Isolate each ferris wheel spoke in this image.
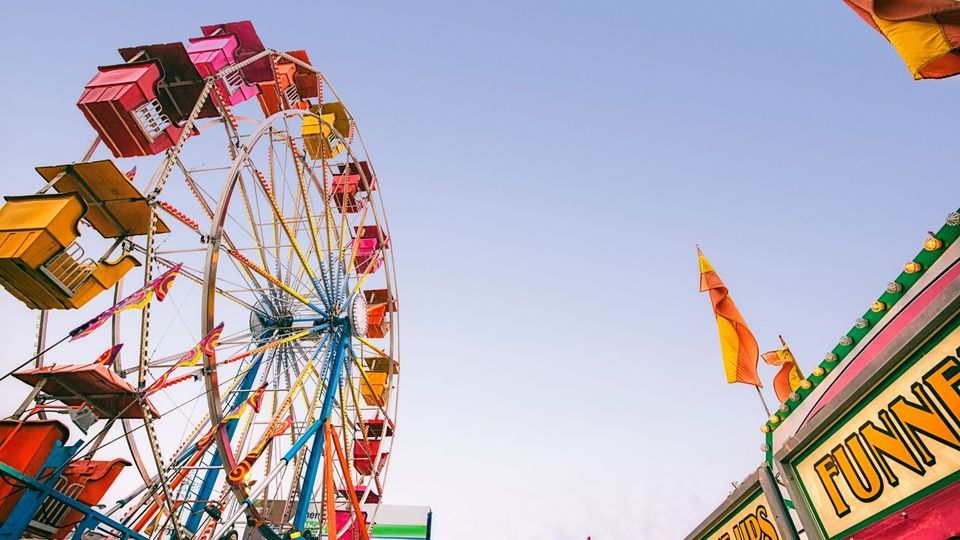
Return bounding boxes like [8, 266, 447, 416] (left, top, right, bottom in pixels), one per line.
[218, 238, 280, 315]
[299, 156, 343, 295]
[268, 149, 301, 271]
[224, 174, 325, 304]
[234, 168, 276, 278]
[125, 243, 271, 318]
[356, 335, 391, 359]
[280, 175, 333, 311]
[231, 236, 320, 300]
[272, 139, 338, 315]
[215, 169, 323, 314]
[227, 248, 325, 316]
[285, 136, 334, 298]
[242, 157, 326, 303]
[291, 339, 331, 392]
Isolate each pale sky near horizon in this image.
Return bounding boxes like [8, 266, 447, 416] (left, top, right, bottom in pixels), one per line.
[0, 2, 958, 538]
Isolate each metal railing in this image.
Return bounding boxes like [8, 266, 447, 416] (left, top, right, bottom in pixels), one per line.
[224, 70, 245, 95]
[133, 99, 172, 140]
[284, 84, 301, 107]
[41, 244, 94, 295]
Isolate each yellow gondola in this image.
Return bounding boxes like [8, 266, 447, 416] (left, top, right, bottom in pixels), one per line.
[302, 101, 350, 160]
[359, 356, 397, 407]
[0, 160, 168, 310]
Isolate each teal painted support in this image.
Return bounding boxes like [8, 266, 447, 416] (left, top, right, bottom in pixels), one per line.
[71, 514, 103, 540]
[0, 440, 79, 539]
[185, 334, 273, 534]
[292, 331, 349, 531]
[0, 457, 147, 540]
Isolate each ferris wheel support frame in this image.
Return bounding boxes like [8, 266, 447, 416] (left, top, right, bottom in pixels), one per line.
[1, 40, 397, 540]
[292, 328, 350, 531]
[183, 329, 275, 534]
[200, 106, 357, 535]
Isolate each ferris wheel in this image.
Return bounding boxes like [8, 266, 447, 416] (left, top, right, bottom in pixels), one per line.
[0, 20, 398, 540]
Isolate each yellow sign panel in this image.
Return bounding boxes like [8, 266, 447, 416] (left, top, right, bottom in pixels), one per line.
[699, 489, 783, 540]
[793, 323, 960, 538]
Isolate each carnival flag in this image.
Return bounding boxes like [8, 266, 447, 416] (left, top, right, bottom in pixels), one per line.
[221, 383, 268, 423]
[93, 344, 123, 366]
[843, 0, 960, 79]
[144, 322, 224, 396]
[173, 323, 225, 369]
[124, 166, 137, 181]
[194, 426, 218, 452]
[762, 336, 804, 404]
[196, 383, 268, 450]
[228, 414, 293, 485]
[698, 247, 761, 386]
[69, 263, 183, 341]
[266, 414, 293, 439]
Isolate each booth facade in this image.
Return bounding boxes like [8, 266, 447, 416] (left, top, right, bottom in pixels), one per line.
[687, 210, 960, 539]
[770, 211, 960, 539]
[685, 464, 798, 540]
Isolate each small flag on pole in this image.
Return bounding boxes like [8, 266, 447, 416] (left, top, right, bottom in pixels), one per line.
[222, 383, 268, 422]
[124, 166, 137, 181]
[266, 414, 293, 439]
[69, 263, 183, 341]
[93, 344, 123, 366]
[144, 322, 224, 396]
[196, 383, 269, 449]
[173, 323, 225, 369]
[228, 414, 294, 485]
[762, 336, 804, 404]
[698, 247, 761, 386]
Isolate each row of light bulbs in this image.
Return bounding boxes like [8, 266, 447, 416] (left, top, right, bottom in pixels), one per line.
[760, 212, 960, 435]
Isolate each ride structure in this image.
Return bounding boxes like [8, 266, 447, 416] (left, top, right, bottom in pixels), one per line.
[0, 20, 402, 540]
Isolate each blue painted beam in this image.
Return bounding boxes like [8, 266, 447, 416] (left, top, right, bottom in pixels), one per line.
[184, 331, 273, 534]
[0, 458, 148, 540]
[292, 330, 350, 531]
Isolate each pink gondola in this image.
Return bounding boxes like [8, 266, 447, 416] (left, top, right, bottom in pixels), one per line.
[77, 63, 185, 158]
[199, 20, 273, 83]
[333, 161, 377, 214]
[352, 225, 389, 274]
[187, 34, 259, 106]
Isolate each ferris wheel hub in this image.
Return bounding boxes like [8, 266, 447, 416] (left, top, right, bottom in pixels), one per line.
[348, 293, 368, 338]
[250, 299, 298, 332]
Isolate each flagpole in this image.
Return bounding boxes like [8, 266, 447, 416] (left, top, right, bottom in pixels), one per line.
[756, 335, 785, 418]
[0, 334, 70, 383]
[755, 385, 772, 417]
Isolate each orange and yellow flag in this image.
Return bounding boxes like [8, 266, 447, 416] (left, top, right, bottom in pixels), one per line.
[762, 337, 804, 404]
[844, 0, 960, 79]
[698, 247, 761, 386]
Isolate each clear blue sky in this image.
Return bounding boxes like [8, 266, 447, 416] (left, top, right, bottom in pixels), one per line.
[0, 1, 957, 538]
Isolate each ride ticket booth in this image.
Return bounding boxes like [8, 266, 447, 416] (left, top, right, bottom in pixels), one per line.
[685, 464, 797, 540]
[769, 210, 960, 539]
